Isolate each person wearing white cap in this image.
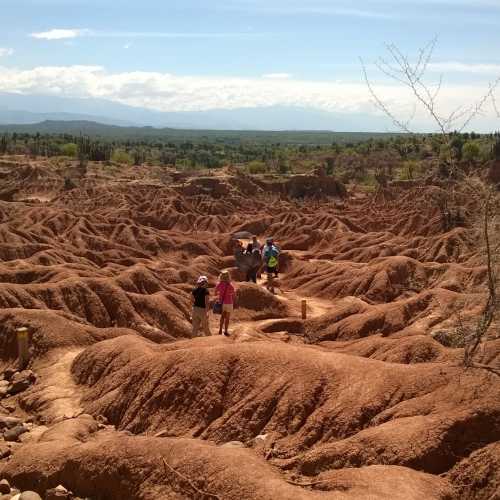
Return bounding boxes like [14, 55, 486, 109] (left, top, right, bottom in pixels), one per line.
[191, 275, 211, 336]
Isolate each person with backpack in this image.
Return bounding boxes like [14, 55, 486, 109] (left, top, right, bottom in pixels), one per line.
[214, 271, 236, 336]
[271, 238, 281, 277]
[191, 275, 211, 337]
[262, 237, 280, 277]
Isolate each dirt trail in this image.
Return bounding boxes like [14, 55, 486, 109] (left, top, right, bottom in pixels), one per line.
[208, 269, 331, 339]
[22, 349, 83, 422]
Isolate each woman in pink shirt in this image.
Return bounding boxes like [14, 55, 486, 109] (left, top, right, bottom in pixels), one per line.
[215, 270, 236, 336]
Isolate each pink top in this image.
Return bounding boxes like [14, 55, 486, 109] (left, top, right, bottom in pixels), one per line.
[215, 282, 236, 305]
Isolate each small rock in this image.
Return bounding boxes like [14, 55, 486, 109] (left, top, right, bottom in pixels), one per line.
[19, 492, 43, 500]
[154, 429, 170, 438]
[0, 443, 12, 459]
[7, 381, 30, 396]
[220, 440, 245, 448]
[0, 416, 22, 430]
[96, 415, 108, 425]
[1, 403, 16, 414]
[12, 371, 35, 384]
[0, 479, 10, 494]
[3, 369, 17, 382]
[45, 485, 70, 500]
[3, 424, 28, 442]
[8, 371, 35, 396]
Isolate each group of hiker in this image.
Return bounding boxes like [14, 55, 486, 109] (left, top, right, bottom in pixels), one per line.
[191, 236, 280, 337]
[235, 236, 280, 283]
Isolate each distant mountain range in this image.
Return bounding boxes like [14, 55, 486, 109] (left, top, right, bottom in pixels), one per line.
[0, 92, 394, 132]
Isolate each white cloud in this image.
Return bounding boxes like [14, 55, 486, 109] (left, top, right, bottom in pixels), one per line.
[428, 62, 500, 75]
[30, 29, 92, 40]
[262, 73, 292, 79]
[30, 29, 264, 40]
[0, 64, 498, 131]
[0, 48, 14, 57]
[123, 43, 133, 50]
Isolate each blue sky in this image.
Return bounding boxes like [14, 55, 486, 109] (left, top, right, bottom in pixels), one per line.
[0, 0, 500, 130]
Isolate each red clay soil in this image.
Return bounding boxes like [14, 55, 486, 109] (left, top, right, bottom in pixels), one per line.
[0, 158, 498, 500]
[1, 415, 454, 500]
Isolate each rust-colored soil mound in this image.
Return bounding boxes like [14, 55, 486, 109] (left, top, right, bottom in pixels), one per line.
[69, 335, 499, 476]
[0, 158, 498, 499]
[1, 415, 454, 500]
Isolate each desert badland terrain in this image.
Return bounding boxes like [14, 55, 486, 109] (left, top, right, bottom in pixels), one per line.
[0, 156, 499, 500]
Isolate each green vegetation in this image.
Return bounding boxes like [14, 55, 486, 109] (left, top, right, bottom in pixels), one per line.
[0, 122, 498, 185]
[59, 143, 78, 157]
[0, 120, 399, 145]
[247, 160, 267, 174]
[111, 149, 133, 165]
[462, 141, 481, 164]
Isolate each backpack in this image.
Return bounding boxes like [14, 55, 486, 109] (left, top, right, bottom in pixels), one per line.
[265, 244, 279, 267]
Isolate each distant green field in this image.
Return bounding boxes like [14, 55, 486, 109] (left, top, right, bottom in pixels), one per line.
[0, 120, 400, 145]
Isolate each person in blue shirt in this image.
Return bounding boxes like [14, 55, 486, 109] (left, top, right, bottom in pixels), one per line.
[262, 237, 280, 277]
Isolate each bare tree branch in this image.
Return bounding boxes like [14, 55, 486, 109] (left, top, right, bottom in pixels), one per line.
[361, 39, 500, 135]
[491, 91, 500, 118]
[360, 57, 415, 133]
[459, 76, 500, 132]
[162, 457, 221, 499]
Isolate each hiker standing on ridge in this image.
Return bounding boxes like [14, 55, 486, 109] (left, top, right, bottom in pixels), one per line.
[191, 276, 211, 337]
[215, 271, 236, 337]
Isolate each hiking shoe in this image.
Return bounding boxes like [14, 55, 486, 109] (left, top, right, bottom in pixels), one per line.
[223, 331, 230, 337]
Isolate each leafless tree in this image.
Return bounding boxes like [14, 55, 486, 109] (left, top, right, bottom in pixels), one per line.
[460, 180, 500, 374]
[362, 41, 500, 372]
[361, 37, 500, 138]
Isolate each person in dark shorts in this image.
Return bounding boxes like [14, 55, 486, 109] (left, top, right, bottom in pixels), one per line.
[262, 237, 280, 276]
[191, 275, 211, 336]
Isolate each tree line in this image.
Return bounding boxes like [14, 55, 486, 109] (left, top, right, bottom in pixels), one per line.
[0, 130, 499, 180]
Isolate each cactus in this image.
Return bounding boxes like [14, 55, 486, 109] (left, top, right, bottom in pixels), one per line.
[0, 134, 9, 155]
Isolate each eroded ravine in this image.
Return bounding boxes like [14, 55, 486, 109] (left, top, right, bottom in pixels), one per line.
[0, 160, 498, 500]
